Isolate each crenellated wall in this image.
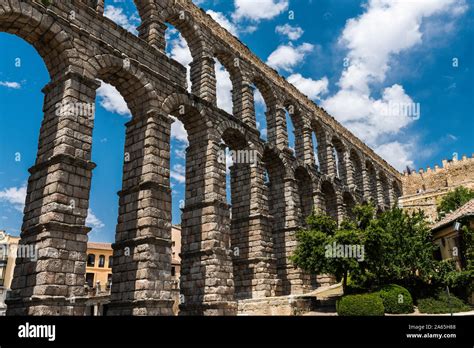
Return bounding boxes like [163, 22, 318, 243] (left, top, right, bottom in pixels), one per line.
[399, 154, 474, 222]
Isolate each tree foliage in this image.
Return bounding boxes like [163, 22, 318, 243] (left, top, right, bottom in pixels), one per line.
[363, 207, 436, 287]
[290, 211, 363, 292]
[437, 186, 474, 219]
[291, 204, 440, 293]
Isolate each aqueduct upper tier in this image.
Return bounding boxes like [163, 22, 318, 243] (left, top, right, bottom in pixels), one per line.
[1, 0, 402, 315]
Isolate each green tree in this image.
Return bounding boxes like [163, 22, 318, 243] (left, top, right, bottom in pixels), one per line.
[439, 225, 474, 300]
[290, 213, 338, 279]
[364, 208, 436, 287]
[437, 186, 474, 219]
[291, 210, 364, 293]
[292, 204, 441, 294]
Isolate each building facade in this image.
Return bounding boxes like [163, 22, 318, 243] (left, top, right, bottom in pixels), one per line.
[0, 232, 20, 315]
[399, 154, 474, 223]
[84, 226, 182, 315]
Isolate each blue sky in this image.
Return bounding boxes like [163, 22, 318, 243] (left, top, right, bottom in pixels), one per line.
[0, 0, 473, 242]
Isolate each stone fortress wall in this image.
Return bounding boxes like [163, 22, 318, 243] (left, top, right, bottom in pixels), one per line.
[399, 154, 474, 223]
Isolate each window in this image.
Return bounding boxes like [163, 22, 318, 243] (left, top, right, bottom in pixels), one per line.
[0, 265, 6, 287]
[433, 245, 442, 261]
[108, 256, 113, 268]
[98, 255, 105, 268]
[171, 267, 176, 277]
[107, 274, 112, 289]
[87, 254, 95, 267]
[86, 273, 95, 287]
[0, 244, 7, 261]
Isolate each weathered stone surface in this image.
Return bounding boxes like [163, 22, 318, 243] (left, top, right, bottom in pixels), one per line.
[3, 0, 401, 316]
[400, 154, 474, 223]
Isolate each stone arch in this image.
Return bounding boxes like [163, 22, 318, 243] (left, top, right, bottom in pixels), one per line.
[161, 6, 207, 61]
[342, 191, 356, 221]
[161, 6, 213, 100]
[250, 74, 280, 143]
[283, 99, 305, 156]
[331, 136, 347, 183]
[214, 49, 244, 115]
[392, 180, 402, 206]
[310, 118, 328, 173]
[252, 74, 278, 110]
[90, 54, 159, 117]
[262, 146, 287, 226]
[132, 0, 159, 23]
[349, 149, 364, 195]
[162, 93, 236, 314]
[162, 93, 209, 138]
[320, 180, 338, 222]
[365, 160, 378, 205]
[295, 166, 314, 225]
[220, 125, 278, 300]
[220, 126, 250, 151]
[378, 171, 391, 208]
[0, 2, 79, 78]
[2, 4, 95, 314]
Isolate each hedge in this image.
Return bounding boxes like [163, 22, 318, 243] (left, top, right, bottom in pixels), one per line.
[418, 291, 471, 314]
[379, 284, 414, 314]
[337, 293, 384, 316]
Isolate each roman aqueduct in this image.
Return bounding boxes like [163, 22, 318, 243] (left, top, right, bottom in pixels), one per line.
[1, 0, 402, 315]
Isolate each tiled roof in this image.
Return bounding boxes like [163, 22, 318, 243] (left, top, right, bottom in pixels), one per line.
[431, 199, 474, 231]
[87, 242, 112, 250]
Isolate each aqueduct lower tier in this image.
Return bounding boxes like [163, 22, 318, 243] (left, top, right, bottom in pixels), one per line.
[2, 0, 402, 315]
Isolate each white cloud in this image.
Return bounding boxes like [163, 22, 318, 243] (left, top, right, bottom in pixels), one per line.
[104, 5, 138, 35]
[171, 164, 186, 183]
[170, 117, 189, 145]
[215, 61, 233, 114]
[168, 34, 193, 92]
[323, 84, 416, 144]
[374, 142, 415, 172]
[0, 185, 27, 212]
[0, 81, 21, 89]
[207, 10, 238, 36]
[254, 89, 265, 106]
[97, 82, 131, 116]
[175, 146, 187, 159]
[321, 0, 467, 170]
[287, 74, 328, 101]
[275, 24, 304, 40]
[86, 209, 105, 230]
[233, 0, 289, 21]
[168, 34, 193, 67]
[335, 0, 466, 94]
[266, 43, 314, 72]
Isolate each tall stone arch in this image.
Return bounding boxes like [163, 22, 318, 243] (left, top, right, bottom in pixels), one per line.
[349, 149, 364, 199]
[310, 118, 330, 175]
[2, 2, 99, 316]
[162, 94, 237, 315]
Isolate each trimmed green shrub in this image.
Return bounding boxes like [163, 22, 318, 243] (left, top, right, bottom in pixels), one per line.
[379, 284, 414, 314]
[337, 293, 384, 316]
[345, 272, 378, 295]
[418, 291, 471, 314]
